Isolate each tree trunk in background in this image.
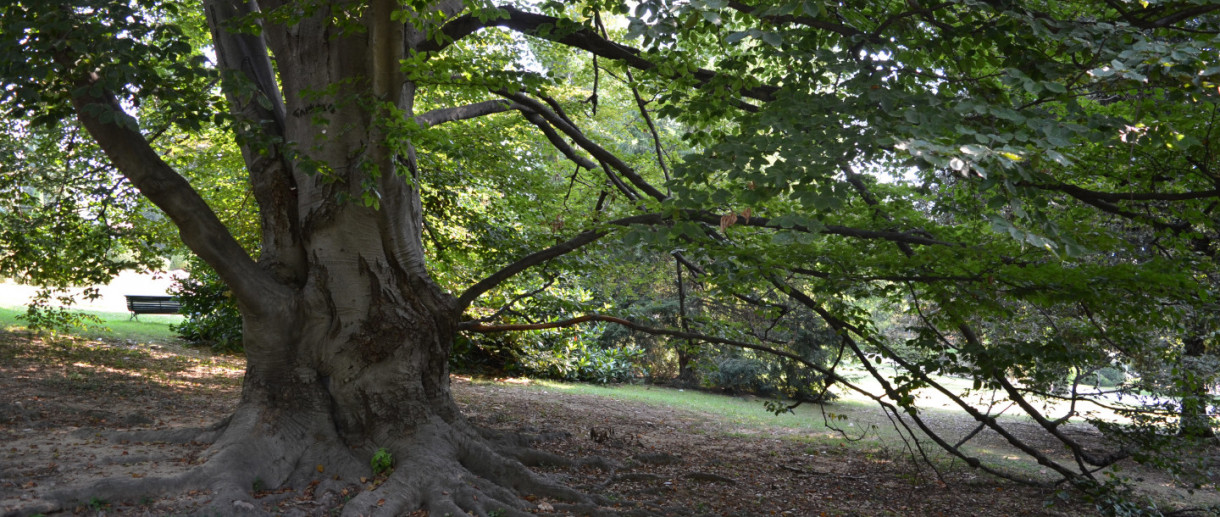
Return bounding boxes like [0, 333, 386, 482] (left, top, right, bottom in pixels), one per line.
[674, 258, 699, 386]
[1180, 334, 1216, 439]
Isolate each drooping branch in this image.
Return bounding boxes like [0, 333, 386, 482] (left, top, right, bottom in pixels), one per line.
[957, 324, 1131, 469]
[771, 278, 1077, 485]
[804, 166, 1131, 473]
[786, 272, 1122, 485]
[771, 168, 1120, 480]
[498, 91, 670, 201]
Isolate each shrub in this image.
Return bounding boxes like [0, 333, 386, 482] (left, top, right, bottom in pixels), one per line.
[450, 333, 520, 373]
[515, 332, 644, 384]
[169, 262, 242, 353]
[451, 322, 644, 383]
[709, 357, 775, 396]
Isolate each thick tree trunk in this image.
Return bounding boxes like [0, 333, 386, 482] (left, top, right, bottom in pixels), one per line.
[244, 0, 459, 444]
[166, 2, 589, 515]
[53, 2, 597, 514]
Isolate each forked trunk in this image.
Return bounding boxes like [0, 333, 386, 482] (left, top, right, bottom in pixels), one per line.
[178, 2, 586, 514]
[56, 1, 595, 513]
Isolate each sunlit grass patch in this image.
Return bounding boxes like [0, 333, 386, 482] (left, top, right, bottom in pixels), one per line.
[519, 379, 879, 432]
[0, 305, 183, 343]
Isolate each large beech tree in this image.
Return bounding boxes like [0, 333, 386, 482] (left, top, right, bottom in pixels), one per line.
[3, 0, 1219, 515]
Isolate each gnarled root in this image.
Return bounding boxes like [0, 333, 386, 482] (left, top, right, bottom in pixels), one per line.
[342, 418, 607, 516]
[7, 406, 633, 517]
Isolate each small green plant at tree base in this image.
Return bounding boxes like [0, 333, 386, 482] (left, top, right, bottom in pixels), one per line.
[252, 477, 266, 492]
[87, 497, 108, 511]
[371, 447, 393, 475]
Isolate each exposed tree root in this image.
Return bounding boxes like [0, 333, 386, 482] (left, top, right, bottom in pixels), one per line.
[341, 417, 611, 516]
[9, 405, 649, 517]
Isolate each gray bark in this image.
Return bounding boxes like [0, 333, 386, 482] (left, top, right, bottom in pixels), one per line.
[60, 2, 587, 514]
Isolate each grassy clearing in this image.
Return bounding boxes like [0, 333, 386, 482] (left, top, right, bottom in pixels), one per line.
[0, 305, 182, 343]
[525, 379, 874, 433]
[496, 377, 1077, 482]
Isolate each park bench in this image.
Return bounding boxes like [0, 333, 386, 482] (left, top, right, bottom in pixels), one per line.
[124, 295, 181, 320]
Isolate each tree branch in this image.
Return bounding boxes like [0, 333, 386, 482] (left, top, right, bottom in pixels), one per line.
[205, 0, 306, 285]
[456, 213, 664, 310]
[1029, 182, 1220, 202]
[518, 111, 599, 171]
[414, 99, 517, 128]
[712, 212, 956, 247]
[469, 277, 557, 323]
[724, 1, 867, 39]
[66, 74, 282, 310]
[425, 6, 778, 103]
[498, 91, 670, 201]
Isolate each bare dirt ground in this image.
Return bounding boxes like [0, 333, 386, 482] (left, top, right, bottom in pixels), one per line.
[0, 331, 1122, 517]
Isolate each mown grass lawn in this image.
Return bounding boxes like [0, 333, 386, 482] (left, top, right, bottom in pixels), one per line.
[0, 305, 182, 343]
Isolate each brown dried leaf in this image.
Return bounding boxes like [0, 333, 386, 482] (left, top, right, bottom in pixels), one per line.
[720, 212, 738, 231]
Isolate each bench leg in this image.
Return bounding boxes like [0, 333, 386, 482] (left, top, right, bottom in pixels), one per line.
[129, 313, 138, 321]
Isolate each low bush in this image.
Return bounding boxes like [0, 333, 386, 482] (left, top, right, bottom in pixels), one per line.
[169, 263, 242, 354]
[516, 334, 644, 384]
[453, 325, 644, 384]
[709, 357, 775, 396]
